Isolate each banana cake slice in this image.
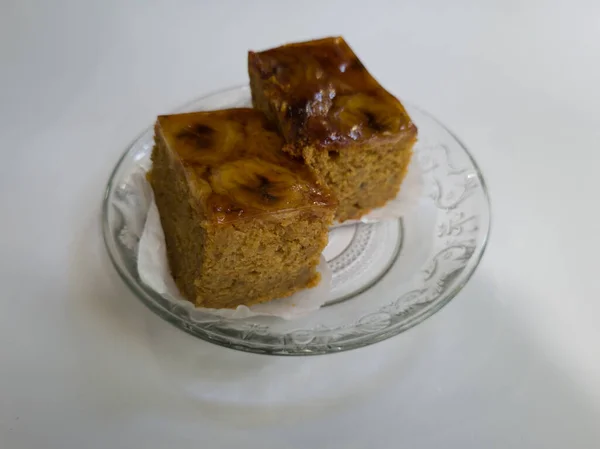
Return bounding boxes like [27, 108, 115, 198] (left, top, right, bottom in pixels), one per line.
[248, 36, 417, 222]
[149, 108, 336, 309]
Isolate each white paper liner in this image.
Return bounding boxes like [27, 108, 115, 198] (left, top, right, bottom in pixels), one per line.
[124, 155, 422, 321]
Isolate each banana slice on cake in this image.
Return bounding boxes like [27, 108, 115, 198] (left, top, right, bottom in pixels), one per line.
[334, 93, 402, 138]
[171, 119, 244, 165]
[209, 159, 308, 211]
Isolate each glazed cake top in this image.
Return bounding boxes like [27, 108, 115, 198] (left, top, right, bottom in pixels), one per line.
[156, 108, 335, 224]
[248, 36, 417, 149]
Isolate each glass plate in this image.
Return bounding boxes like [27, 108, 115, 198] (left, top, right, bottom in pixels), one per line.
[102, 86, 491, 355]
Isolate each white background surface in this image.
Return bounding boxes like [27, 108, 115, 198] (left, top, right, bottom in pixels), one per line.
[1, 0, 600, 448]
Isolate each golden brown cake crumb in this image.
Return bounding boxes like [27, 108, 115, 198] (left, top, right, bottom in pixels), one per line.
[248, 36, 417, 221]
[149, 108, 335, 308]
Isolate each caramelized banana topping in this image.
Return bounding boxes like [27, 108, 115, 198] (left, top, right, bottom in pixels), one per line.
[249, 37, 416, 148]
[157, 109, 335, 223]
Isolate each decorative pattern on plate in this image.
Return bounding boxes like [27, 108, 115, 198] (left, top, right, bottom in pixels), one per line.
[328, 224, 374, 274]
[103, 86, 490, 355]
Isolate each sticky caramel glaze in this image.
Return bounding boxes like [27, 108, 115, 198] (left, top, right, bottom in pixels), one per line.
[248, 37, 417, 149]
[155, 108, 336, 224]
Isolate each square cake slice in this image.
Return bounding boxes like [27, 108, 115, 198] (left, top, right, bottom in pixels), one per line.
[248, 36, 417, 222]
[149, 108, 336, 309]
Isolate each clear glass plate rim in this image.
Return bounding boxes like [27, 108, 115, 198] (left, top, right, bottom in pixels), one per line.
[101, 85, 492, 356]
